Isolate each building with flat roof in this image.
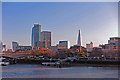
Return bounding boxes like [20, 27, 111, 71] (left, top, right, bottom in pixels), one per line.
[59, 41, 69, 49]
[40, 31, 51, 48]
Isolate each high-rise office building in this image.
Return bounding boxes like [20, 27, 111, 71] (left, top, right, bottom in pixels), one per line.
[40, 31, 51, 48]
[59, 41, 69, 49]
[32, 24, 41, 47]
[12, 42, 19, 52]
[77, 29, 82, 46]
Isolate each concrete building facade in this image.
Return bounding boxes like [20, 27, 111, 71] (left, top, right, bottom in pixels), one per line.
[40, 31, 51, 48]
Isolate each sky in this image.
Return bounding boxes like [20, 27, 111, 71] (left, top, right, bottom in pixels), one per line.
[2, 2, 118, 49]
[1, 0, 120, 2]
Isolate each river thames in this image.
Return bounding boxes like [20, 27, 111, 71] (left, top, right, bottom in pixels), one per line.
[2, 64, 119, 78]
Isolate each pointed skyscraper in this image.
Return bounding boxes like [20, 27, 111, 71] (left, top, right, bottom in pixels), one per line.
[77, 29, 81, 46]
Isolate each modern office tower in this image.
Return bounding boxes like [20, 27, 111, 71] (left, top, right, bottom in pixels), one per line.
[40, 31, 51, 48]
[12, 42, 19, 52]
[0, 42, 3, 53]
[32, 24, 41, 47]
[59, 41, 69, 49]
[77, 29, 82, 46]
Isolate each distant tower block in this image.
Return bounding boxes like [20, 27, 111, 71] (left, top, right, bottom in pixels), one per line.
[77, 29, 82, 46]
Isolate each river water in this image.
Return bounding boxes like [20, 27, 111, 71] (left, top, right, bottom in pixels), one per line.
[2, 64, 119, 78]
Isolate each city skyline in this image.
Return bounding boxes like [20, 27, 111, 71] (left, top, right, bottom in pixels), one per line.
[2, 2, 118, 49]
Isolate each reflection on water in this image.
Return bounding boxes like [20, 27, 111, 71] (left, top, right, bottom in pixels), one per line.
[2, 64, 118, 78]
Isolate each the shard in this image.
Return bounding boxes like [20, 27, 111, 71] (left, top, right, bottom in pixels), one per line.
[77, 29, 81, 46]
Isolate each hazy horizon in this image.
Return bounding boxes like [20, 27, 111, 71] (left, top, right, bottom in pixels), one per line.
[2, 2, 118, 49]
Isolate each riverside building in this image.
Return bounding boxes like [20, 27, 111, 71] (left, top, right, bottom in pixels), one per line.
[32, 24, 41, 47]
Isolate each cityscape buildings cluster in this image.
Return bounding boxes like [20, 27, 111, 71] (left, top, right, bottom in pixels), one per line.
[32, 24, 51, 49]
[0, 24, 120, 59]
[99, 37, 120, 50]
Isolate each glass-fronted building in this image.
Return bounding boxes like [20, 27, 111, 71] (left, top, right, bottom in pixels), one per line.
[31, 24, 41, 47]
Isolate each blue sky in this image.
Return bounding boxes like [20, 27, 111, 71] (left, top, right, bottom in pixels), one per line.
[2, 2, 118, 49]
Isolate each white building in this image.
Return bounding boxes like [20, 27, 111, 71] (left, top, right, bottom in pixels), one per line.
[86, 42, 93, 52]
